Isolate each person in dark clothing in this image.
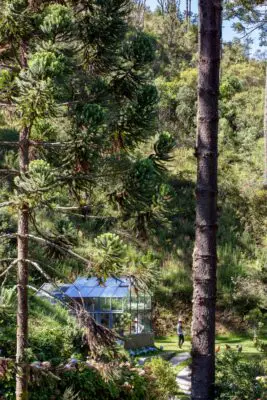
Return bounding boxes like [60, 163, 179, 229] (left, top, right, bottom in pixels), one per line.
[177, 319, 184, 348]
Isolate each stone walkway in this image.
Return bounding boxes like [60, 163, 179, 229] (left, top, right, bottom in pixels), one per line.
[176, 365, 191, 395]
[170, 352, 191, 397]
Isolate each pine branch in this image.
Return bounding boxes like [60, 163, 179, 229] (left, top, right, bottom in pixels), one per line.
[0, 201, 15, 208]
[54, 205, 92, 211]
[28, 284, 72, 310]
[77, 306, 118, 358]
[240, 21, 267, 39]
[29, 141, 71, 148]
[54, 205, 116, 220]
[26, 259, 86, 309]
[0, 63, 19, 71]
[0, 141, 70, 148]
[0, 233, 90, 266]
[0, 103, 15, 108]
[25, 259, 51, 282]
[0, 259, 18, 278]
[0, 233, 16, 241]
[27, 234, 90, 265]
[0, 258, 17, 263]
[0, 141, 19, 147]
[0, 169, 20, 175]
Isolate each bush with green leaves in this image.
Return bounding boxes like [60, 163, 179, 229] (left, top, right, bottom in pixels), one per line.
[145, 357, 179, 400]
[215, 351, 265, 400]
[151, 305, 176, 336]
[0, 356, 179, 400]
[0, 287, 16, 356]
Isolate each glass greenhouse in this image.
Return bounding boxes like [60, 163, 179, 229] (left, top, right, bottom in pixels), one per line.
[64, 277, 152, 334]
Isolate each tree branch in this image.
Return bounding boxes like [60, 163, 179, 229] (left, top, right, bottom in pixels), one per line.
[0, 141, 19, 147]
[0, 233, 91, 266]
[0, 201, 15, 208]
[29, 140, 71, 148]
[0, 63, 19, 71]
[25, 259, 51, 282]
[0, 102, 15, 108]
[0, 259, 18, 278]
[54, 205, 116, 220]
[0, 141, 70, 148]
[0, 258, 17, 263]
[0, 169, 20, 175]
[27, 234, 90, 265]
[26, 259, 86, 308]
[0, 233, 16, 241]
[240, 21, 267, 39]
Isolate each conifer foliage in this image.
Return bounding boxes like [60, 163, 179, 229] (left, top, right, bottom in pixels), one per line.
[0, 1, 167, 399]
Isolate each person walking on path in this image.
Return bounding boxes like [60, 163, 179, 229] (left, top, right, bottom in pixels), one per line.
[177, 319, 185, 348]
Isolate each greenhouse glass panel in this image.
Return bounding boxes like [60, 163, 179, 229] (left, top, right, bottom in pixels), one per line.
[89, 286, 106, 297]
[111, 298, 123, 311]
[99, 297, 111, 311]
[114, 287, 128, 298]
[138, 311, 152, 333]
[122, 296, 129, 311]
[144, 294, 151, 310]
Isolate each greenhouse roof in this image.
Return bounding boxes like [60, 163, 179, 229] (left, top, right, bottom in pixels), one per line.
[65, 277, 131, 298]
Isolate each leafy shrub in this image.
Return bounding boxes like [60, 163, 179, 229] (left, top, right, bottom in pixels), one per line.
[215, 351, 265, 400]
[152, 305, 176, 336]
[145, 357, 179, 400]
[0, 356, 179, 400]
[0, 287, 16, 357]
[232, 277, 265, 315]
[28, 299, 84, 362]
[0, 359, 15, 400]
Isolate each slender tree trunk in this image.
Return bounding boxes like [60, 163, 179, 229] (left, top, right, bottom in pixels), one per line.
[157, 0, 166, 14]
[191, 1, 222, 399]
[16, 126, 30, 400]
[264, 64, 267, 187]
[189, 0, 191, 24]
[186, 0, 189, 23]
[15, 40, 30, 400]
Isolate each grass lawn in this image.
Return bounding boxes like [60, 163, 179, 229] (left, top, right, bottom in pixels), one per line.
[155, 333, 267, 360]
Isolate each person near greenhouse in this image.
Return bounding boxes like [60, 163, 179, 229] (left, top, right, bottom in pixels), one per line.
[134, 317, 144, 334]
[177, 319, 184, 348]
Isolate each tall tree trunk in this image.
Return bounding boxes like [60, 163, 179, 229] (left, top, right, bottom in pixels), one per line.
[186, 0, 189, 23]
[264, 64, 267, 187]
[189, 0, 191, 24]
[16, 127, 30, 400]
[157, 0, 166, 14]
[191, 1, 222, 399]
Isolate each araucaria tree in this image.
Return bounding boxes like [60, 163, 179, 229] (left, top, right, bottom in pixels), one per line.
[191, 1, 222, 399]
[0, 1, 160, 399]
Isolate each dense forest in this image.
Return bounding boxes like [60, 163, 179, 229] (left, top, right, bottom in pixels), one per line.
[0, 1, 266, 400]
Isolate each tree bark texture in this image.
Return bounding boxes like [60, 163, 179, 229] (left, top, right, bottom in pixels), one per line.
[264, 64, 267, 187]
[16, 126, 30, 400]
[191, 1, 222, 400]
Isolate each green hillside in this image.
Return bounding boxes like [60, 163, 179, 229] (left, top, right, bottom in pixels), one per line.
[0, 2, 266, 399]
